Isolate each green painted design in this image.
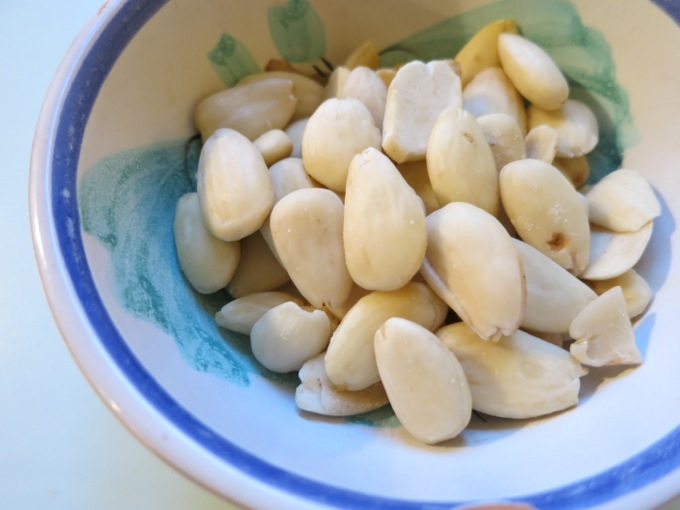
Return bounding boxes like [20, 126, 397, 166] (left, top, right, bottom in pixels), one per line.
[208, 34, 260, 87]
[78, 139, 300, 387]
[268, 0, 326, 63]
[380, 0, 636, 183]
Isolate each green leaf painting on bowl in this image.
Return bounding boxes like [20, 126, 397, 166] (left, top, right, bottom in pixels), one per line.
[78, 0, 636, 428]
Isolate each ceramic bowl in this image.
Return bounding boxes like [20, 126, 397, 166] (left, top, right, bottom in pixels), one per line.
[30, 0, 680, 508]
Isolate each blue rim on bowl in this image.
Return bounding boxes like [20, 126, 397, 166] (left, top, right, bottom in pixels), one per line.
[30, 0, 680, 508]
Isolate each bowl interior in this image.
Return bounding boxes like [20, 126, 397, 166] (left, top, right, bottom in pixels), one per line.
[37, 0, 680, 507]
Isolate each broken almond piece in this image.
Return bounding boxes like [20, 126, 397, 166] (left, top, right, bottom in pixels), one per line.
[587, 269, 653, 319]
[569, 286, 642, 367]
[296, 353, 388, 417]
[382, 60, 462, 163]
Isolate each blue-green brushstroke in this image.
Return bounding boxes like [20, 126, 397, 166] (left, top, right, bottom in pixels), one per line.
[78, 139, 299, 387]
[208, 34, 261, 87]
[268, 0, 326, 63]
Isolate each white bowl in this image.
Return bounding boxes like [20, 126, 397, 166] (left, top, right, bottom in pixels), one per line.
[29, 0, 680, 508]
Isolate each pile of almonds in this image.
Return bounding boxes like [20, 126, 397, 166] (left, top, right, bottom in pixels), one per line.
[173, 20, 660, 445]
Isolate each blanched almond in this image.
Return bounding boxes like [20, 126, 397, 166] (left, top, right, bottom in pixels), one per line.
[284, 118, 308, 158]
[476, 113, 526, 172]
[268, 157, 317, 201]
[194, 78, 297, 140]
[526, 100, 599, 158]
[296, 353, 388, 416]
[226, 230, 290, 298]
[375, 318, 472, 444]
[270, 188, 353, 309]
[397, 160, 441, 215]
[462, 67, 526, 134]
[343, 40, 380, 69]
[196, 128, 275, 242]
[585, 169, 661, 232]
[427, 106, 499, 216]
[215, 291, 303, 335]
[500, 158, 590, 275]
[569, 286, 642, 366]
[238, 71, 324, 121]
[321, 66, 350, 101]
[524, 124, 558, 163]
[253, 129, 293, 166]
[454, 19, 519, 86]
[339, 66, 388, 130]
[325, 282, 448, 390]
[174, 192, 240, 294]
[302, 97, 381, 192]
[513, 238, 597, 334]
[344, 148, 427, 291]
[382, 60, 462, 163]
[251, 301, 331, 373]
[580, 223, 654, 280]
[498, 33, 569, 111]
[420, 202, 525, 342]
[587, 269, 653, 318]
[553, 156, 590, 188]
[438, 322, 586, 419]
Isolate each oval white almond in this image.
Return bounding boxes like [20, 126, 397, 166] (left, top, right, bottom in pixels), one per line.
[498, 33, 569, 111]
[375, 318, 472, 444]
[438, 322, 586, 419]
[427, 106, 499, 216]
[513, 238, 597, 333]
[226, 230, 290, 298]
[194, 78, 297, 141]
[325, 282, 448, 391]
[251, 301, 331, 373]
[238, 71, 324, 121]
[270, 188, 353, 309]
[215, 291, 303, 335]
[344, 147, 427, 291]
[500, 158, 590, 275]
[476, 113, 526, 172]
[301, 97, 381, 192]
[174, 192, 240, 294]
[339, 66, 388, 130]
[196, 128, 275, 242]
[585, 169, 661, 232]
[580, 223, 654, 280]
[420, 202, 525, 341]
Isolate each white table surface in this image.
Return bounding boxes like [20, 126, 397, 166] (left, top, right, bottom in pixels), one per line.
[1, 1, 679, 509]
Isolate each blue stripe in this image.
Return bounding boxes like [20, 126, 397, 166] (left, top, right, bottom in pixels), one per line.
[51, 0, 680, 508]
[651, 0, 680, 25]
